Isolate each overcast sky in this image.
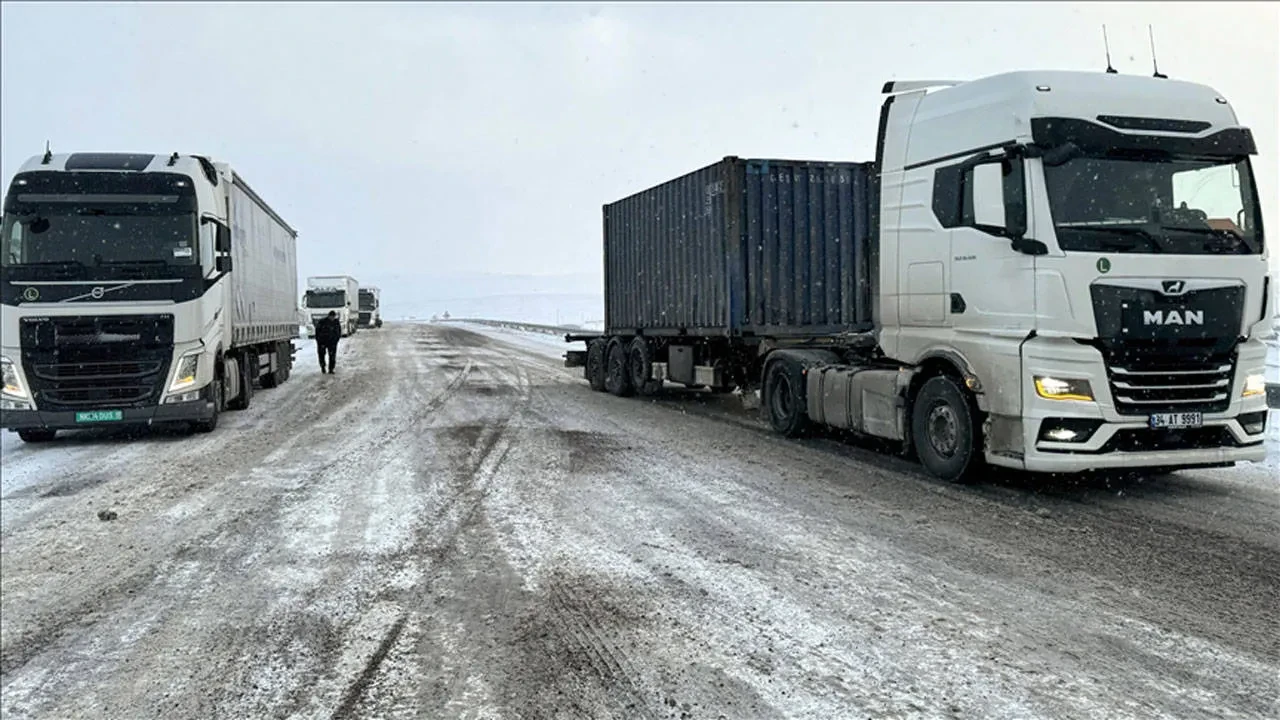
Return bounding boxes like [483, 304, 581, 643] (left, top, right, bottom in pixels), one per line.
[2, 2, 1277, 295]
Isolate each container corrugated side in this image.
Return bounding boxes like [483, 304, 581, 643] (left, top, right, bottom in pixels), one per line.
[603, 157, 873, 337]
[737, 159, 872, 335]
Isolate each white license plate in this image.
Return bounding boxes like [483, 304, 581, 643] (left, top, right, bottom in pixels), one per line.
[1149, 412, 1203, 429]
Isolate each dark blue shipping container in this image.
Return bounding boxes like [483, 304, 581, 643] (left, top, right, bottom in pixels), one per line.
[604, 157, 874, 337]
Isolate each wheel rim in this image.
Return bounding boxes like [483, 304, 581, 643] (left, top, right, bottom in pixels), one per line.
[927, 403, 960, 457]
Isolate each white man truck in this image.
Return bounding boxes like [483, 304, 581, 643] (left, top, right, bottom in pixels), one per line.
[1, 152, 300, 442]
[566, 70, 1272, 482]
[304, 276, 359, 338]
[358, 286, 382, 329]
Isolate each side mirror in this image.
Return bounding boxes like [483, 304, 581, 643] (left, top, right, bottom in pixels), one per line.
[971, 162, 1007, 230]
[216, 255, 233, 273]
[216, 225, 231, 253]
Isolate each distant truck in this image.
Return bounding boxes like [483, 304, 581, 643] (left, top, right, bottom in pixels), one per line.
[358, 286, 382, 329]
[1, 151, 300, 442]
[303, 276, 359, 337]
[566, 70, 1272, 482]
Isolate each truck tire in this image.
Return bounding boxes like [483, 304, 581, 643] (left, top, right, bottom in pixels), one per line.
[191, 379, 221, 433]
[586, 339, 608, 392]
[911, 375, 982, 484]
[764, 359, 809, 437]
[18, 429, 57, 443]
[604, 340, 635, 397]
[227, 353, 254, 411]
[261, 342, 291, 388]
[628, 337, 661, 396]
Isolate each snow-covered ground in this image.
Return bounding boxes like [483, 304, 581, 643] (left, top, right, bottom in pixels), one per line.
[2, 323, 1277, 720]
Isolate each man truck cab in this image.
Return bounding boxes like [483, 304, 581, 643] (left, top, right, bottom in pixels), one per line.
[878, 70, 1270, 476]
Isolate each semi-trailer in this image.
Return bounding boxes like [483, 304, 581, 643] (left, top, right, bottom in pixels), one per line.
[1, 152, 301, 441]
[566, 70, 1272, 482]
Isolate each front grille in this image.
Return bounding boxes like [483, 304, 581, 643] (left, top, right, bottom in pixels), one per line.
[31, 361, 163, 381]
[358, 312, 372, 324]
[20, 315, 173, 411]
[1091, 334, 1239, 416]
[1106, 357, 1235, 415]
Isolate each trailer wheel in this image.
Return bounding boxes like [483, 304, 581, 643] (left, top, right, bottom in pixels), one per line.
[911, 375, 982, 484]
[261, 342, 291, 388]
[586, 339, 608, 392]
[17, 429, 57, 443]
[628, 337, 660, 396]
[764, 359, 809, 437]
[261, 346, 280, 389]
[604, 340, 635, 397]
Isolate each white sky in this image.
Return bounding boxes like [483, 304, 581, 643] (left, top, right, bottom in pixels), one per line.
[2, 2, 1277, 290]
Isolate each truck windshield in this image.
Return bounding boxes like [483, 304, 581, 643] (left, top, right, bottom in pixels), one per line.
[306, 290, 347, 308]
[1, 201, 198, 268]
[359, 292, 376, 310]
[1043, 155, 1263, 255]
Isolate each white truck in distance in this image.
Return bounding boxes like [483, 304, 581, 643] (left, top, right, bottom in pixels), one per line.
[567, 70, 1273, 482]
[358, 286, 382, 329]
[1, 152, 300, 442]
[304, 276, 359, 337]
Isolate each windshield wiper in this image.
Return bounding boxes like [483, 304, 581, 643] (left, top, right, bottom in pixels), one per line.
[1059, 225, 1165, 253]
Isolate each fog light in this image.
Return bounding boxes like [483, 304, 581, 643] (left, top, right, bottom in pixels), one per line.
[1037, 418, 1103, 443]
[1239, 411, 1268, 435]
[1, 398, 33, 411]
[164, 390, 202, 404]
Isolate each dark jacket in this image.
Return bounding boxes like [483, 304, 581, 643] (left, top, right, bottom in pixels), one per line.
[315, 316, 343, 344]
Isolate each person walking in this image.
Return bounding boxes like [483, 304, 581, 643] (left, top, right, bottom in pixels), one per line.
[315, 310, 342, 374]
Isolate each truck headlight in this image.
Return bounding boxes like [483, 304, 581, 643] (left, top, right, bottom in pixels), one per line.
[169, 353, 201, 392]
[1242, 373, 1265, 398]
[1, 356, 30, 399]
[1034, 375, 1095, 402]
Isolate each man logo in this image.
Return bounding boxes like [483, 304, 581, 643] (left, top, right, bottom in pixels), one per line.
[1143, 309, 1203, 326]
[21, 287, 39, 302]
[1161, 280, 1188, 295]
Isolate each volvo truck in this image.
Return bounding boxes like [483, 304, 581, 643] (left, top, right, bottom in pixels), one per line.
[565, 70, 1272, 482]
[1, 152, 300, 442]
[358, 286, 382, 329]
[303, 275, 359, 337]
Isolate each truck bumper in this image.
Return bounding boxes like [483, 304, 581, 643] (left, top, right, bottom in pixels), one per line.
[1, 390, 216, 433]
[989, 336, 1273, 474]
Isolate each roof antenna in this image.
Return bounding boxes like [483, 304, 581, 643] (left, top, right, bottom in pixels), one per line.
[1102, 25, 1118, 74]
[1148, 25, 1167, 79]
[41, 140, 53, 165]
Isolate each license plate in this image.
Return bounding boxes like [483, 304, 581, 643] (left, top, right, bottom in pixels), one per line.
[1149, 411, 1203, 429]
[75, 410, 123, 423]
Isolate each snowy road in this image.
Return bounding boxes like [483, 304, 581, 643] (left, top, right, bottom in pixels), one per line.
[1, 323, 1278, 720]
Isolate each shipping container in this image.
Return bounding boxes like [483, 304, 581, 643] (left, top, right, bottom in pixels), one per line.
[228, 174, 299, 348]
[604, 157, 874, 338]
